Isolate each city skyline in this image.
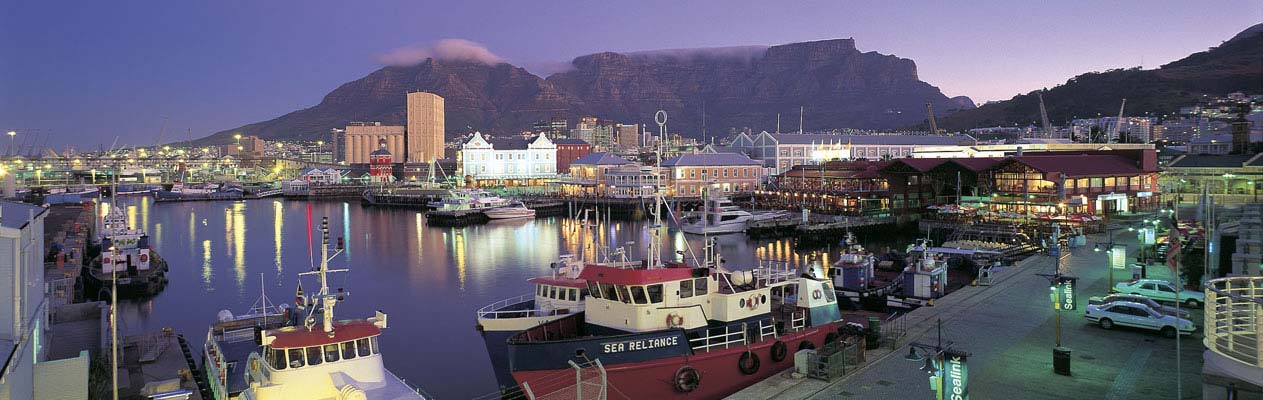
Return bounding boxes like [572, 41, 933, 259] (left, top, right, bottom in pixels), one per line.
[1, 0, 1260, 148]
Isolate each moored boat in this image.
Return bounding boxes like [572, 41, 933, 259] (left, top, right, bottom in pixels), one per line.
[483, 201, 536, 219]
[82, 200, 168, 299]
[426, 188, 509, 211]
[681, 193, 790, 235]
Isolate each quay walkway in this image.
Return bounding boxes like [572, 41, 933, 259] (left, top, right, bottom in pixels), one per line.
[731, 230, 1202, 399]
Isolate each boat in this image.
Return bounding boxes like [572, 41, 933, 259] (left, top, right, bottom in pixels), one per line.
[81, 200, 169, 299]
[426, 188, 509, 211]
[483, 201, 536, 220]
[475, 254, 585, 390]
[883, 239, 949, 309]
[235, 217, 429, 399]
[681, 193, 789, 235]
[202, 277, 293, 400]
[827, 232, 901, 309]
[504, 140, 847, 398]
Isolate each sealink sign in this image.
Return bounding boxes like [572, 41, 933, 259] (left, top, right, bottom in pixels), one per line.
[1053, 276, 1077, 311]
[941, 350, 968, 400]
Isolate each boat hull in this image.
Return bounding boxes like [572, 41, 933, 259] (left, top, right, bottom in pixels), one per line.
[484, 210, 536, 220]
[511, 323, 838, 399]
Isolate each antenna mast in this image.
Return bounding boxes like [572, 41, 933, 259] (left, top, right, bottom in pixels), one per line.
[299, 217, 349, 334]
[649, 110, 668, 269]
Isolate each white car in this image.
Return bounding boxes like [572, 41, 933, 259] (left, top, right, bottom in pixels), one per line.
[1084, 301, 1196, 337]
[1087, 294, 1190, 318]
[1113, 279, 1204, 307]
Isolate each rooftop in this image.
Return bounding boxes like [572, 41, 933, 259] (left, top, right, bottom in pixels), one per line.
[661, 153, 760, 167]
[571, 152, 630, 166]
[0, 201, 47, 230]
[268, 319, 381, 349]
[1011, 154, 1149, 177]
[1168, 153, 1262, 168]
[756, 132, 975, 146]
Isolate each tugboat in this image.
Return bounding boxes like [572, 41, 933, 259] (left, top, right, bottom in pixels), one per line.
[236, 217, 428, 399]
[884, 239, 949, 309]
[475, 254, 585, 390]
[828, 232, 900, 309]
[202, 276, 292, 400]
[81, 200, 168, 299]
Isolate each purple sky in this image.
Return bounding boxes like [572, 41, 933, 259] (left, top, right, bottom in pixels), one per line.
[2, 1, 1259, 150]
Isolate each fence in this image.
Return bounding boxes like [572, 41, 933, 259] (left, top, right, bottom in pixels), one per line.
[807, 337, 866, 381]
[1205, 276, 1263, 369]
[478, 360, 609, 400]
[881, 312, 908, 350]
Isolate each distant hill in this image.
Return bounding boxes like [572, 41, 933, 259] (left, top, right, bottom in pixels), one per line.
[196, 38, 974, 145]
[934, 23, 1263, 131]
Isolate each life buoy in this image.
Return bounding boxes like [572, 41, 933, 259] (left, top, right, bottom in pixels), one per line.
[666, 313, 685, 328]
[747, 295, 759, 310]
[672, 366, 701, 393]
[812, 289, 823, 300]
[798, 340, 816, 351]
[738, 351, 760, 375]
[139, 254, 149, 263]
[770, 341, 787, 362]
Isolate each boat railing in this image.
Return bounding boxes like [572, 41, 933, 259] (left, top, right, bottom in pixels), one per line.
[788, 309, 807, 333]
[386, 368, 439, 399]
[689, 322, 748, 353]
[1204, 276, 1263, 369]
[476, 293, 535, 318]
[753, 259, 799, 286]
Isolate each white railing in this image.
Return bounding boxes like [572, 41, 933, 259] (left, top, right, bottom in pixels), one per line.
[1204, 276, 1263, 369]
[476, 293, 535, 319]
[755, 258, 801, 286]
[690, 322, 750, 353]
[789, 310, 807, 332]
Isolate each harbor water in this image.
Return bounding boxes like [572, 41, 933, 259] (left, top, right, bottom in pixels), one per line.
[109, 196, 917, 398]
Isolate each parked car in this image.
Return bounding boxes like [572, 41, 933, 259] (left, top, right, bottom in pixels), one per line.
[1113, 279, 1204, 307]
[1087, 294, 1191, 317]
[1084, 301, 1196, 337]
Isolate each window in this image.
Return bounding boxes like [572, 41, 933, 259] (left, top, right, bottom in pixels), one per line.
[268, 347, 287, 370]
[600, 282, 617, 300]
[306, 346, 323, 366]
[821, 282, 836, 302]
[680, 279, 694, 298]
[1157, 284, 1175, 293]
[693, 278, 708, 295]
[617, 285, 633, 304]
[569, 288, 578, 301]
[1141, 283, 1156, 291]
[647, 284, 663, 303]
[341, 341, 357, 360]
[324, 344, 340, 363]
[356, 338, 371, 357]
[288, 348, 305, 368]
[537, 285, 544, 296]
[549, 286, 558, 299]
[631, 286, 648, 304]
[370, 337, 380, 354]
[587, 281, 602, 299]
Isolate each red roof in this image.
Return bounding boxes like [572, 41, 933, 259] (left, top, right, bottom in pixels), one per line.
[577, 264, 699, 286]
[892, 158, 948, 172]
[1011, 155, 1149, 177]
[945, 158, 1003, 171]
[268, 319, 381, 348]
[528, 276, 588, 289]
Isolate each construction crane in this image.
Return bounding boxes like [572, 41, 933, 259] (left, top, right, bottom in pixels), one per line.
[1038, 92, 1054, 139]
[1110, 99, 1127, 143]
[153, 116, 168, 151]
[926, 102, 941, 135]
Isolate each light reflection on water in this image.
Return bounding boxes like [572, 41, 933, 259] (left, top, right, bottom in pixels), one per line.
[108, 196, 912, 399]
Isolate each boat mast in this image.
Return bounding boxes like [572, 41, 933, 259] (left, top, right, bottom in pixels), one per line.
[649, 110, 667, 269]
[300, 217, 348, 334]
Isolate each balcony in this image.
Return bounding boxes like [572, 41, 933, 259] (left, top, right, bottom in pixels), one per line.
[1203, 276, 1263, 388]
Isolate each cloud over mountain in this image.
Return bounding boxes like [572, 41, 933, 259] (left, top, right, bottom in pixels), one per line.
[376, 39, 505, 66]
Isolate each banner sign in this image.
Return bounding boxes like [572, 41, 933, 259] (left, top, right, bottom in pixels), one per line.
[1109, 247, 1127, 270]
[1052, 276, 1078, 311]
[941, 349, 969, 400]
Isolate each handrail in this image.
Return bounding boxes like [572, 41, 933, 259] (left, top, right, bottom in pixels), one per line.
[1204, 276, 1263, 369]
[476, 293, 535, 317]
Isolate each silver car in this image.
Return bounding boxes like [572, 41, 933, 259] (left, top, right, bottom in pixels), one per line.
[1084, 300, 1195, 338]
[1087, 294, 1191, 317]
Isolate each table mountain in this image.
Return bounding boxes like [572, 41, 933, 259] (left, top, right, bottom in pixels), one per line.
[200, 38, 971, 144]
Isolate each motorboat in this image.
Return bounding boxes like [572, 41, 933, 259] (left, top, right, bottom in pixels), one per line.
[426, 189, 509, 211]
[483, 201, 536, 219]
[681, 194, 789, 235]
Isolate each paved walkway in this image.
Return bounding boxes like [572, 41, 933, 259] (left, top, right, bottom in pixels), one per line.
[730, 231, 1204, 399]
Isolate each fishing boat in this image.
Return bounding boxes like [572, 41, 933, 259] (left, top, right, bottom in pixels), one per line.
[235, 217, 429, 399]
[475, 254, 585, 390]
[81, 200, 168, 299]
[827, 232, 901, 308]
[483, 201, 536, 220]
[202, 277, 292, 400]
[426, 188, 509, 211]
[681, 193, 789, 235]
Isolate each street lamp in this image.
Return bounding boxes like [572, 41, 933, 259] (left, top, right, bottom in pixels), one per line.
[5, 130, 14, 157]
[903, 319, 967, 396]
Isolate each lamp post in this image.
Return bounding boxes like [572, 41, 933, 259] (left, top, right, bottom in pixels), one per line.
[5, 130, 13, 157]
[1094, 225, 1125, 290]
[903, 318, 968, 399]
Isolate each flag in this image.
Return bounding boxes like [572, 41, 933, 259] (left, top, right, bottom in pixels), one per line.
[1166, 227, 1182, 275]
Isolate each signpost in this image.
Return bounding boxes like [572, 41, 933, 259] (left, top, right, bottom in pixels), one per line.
[1052, 276, 1078, 311]
[941, 350, 969, 400]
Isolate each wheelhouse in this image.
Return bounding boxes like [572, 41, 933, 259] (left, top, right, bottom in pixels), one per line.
[257, 320, 382, 371]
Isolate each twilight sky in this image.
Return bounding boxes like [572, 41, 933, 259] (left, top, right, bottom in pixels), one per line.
[2, 0, 1260, 149]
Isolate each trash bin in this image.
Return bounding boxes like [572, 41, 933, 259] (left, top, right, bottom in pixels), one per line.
[866, 316, 881, 349]
[1053, 347, 1071, 376]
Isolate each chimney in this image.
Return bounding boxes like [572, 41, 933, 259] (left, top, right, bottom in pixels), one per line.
[1015, 146, 1024, 157]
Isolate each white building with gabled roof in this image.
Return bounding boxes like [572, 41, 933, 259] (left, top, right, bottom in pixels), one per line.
[459, 132, 557, 186]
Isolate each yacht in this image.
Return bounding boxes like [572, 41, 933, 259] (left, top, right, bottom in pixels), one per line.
[475, 254, 585, 390]
[426, 189, 509, 211]
[234, 217, 429, 400]
[483, 201, 536, 219]
[681, 194, 789, 235]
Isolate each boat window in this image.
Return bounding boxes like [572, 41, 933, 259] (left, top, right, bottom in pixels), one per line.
[616, 285, 632, 304]
[679, 279, 694, 298]
[306, 346, 323, 366]
[647, 284, 663, 303]
[324, 344, 340, 363]
[357, 338, 371, 357]
[600, 283, 618, 300]
[341, 341, 357, 360]
[631, 286, 648, 304]
[268, 347, 287, 370]
[720, 215, 740, 222]
[569, 288, 579, 301]
[694, 278, 708, 296]
[370, 337, 380, 354]
[821, 282, 836, 302]
[549, 286, 558, 299]
[586, 282, 601, 299]
[288, 348, 305, 368]
[579, 288, 589, 300]
[537, 285, 544, 296]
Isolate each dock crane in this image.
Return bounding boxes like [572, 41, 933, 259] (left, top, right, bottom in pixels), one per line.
[1038, 92, 1055, 139]
[926, 102, 941, 135]
[1110, 99, 1127, 143]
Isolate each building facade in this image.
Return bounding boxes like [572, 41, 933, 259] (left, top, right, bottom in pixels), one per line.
[533, 117, 568, 139]
[369, 140, 394, 184]
[661, 153, 762, 198]
[729, 132, 976, 173]
[554, 138, 592, 173]
[560, 152, 632, 195]
[406, 91, 445, 163]
[459, 132, 556, 186]
[341, 122, 405, 164]
[605, 165, 660, 199]
[616, 124, 639, 150]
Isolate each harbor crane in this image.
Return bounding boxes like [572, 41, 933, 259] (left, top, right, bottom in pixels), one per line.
[1038, 92, 1054, 139]
[926, 102, 941, 135]
[1110, 99, 1127, 143]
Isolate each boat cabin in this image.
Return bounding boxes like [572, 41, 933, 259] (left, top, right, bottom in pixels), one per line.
[246, 319, 389, 398]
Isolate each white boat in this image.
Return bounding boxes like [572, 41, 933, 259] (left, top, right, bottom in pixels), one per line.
[681, 194, 789, 235]
[426, 189, 509, 211]
[235, 217, 429, 400]
[483, 201, 536, 219]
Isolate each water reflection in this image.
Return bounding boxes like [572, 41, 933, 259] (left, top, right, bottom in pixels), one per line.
[273, 200, 283, 277]
[202, 239, 213, 289]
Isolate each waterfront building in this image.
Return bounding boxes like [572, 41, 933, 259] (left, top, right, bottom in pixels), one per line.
[224, 135, 266, 158]
[340, 122, 405, 164]
[458, 132, 556, 187]
[0, 201, 89, 400]
[406, 91, 445, 163]
[661, 153, 761, 198]
[1164, 153, 1263, 205]
[1187, 134, 1235, 155]
[978, 150, 1162, 215]
[560, 152, 631, 195]
[729, 132, 976, 173]
[554, 138, 592, 172]
[605, 164, 661, 199]
[369, 139, 394, 184]
[758, 160, 893, 215]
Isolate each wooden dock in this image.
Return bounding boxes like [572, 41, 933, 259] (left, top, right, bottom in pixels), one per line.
[747, 214, 901, 239]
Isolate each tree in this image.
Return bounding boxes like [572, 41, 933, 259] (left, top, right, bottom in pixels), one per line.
[1181, 246, 1205, 289]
